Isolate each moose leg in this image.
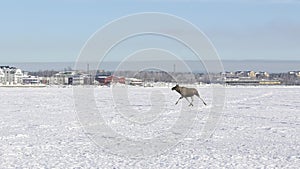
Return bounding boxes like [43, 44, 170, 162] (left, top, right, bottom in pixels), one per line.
[190, 96, 194, 106]
[195, 92, 207, 106]
[197, 95, 207, 106]
[175, 96, 183, 105]
[185, 97, 193, 106]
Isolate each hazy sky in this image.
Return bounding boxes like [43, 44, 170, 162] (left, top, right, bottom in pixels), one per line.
[0, 0, 300, 62]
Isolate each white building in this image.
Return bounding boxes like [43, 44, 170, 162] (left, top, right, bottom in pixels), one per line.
[0, 66, 24, 85]
[0, 69, 5, 84]
[125, 78, 143, 86]
[22, 75, 40, 85]
[53, 71, 75, 85]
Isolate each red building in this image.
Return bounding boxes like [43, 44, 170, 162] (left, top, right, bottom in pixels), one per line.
[96, 75, 125, 85]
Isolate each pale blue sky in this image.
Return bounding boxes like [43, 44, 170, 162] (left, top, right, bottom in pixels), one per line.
[0, 0, 300, 62]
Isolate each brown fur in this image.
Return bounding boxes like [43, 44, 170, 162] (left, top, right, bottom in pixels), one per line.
[172, 84, 206, 106]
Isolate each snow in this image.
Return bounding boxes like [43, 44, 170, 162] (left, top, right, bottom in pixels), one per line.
[0, 86, 299, 168]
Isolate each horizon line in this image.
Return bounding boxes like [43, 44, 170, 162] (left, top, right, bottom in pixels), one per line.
[2, 59, 300, 63]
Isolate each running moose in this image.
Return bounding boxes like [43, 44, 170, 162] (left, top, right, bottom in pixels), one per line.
[172, 84, 207, 106]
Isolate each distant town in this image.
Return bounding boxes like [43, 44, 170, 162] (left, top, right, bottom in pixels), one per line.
[1, 65, 300, 87]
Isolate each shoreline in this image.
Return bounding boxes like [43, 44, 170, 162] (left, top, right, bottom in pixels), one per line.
[0, 84, 46, 88]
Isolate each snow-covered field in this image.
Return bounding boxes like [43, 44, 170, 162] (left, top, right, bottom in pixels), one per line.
[0, 86, 299, 168]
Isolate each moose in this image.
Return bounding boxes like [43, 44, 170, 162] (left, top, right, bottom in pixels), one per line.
[172, 84, 207, 106]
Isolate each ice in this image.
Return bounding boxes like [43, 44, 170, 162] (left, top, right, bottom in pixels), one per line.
[0, 86, 299, 168]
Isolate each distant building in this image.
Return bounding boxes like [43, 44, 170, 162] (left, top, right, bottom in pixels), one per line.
[83, 74, 94, 85]
[71, 75, 84, 85]
[289, 71, 296, 75]
[95, 75, 125, 86]
[39, 77, 53, 85]
[289, 71, 300, 78]
[235, 71, 247, 77]
[223, 72, 235, 78]
[125, 78, 143, 86]
[224, 70, 277, 85]
[95, 76, 108, 85]
[0, 66, 23, 85]
[22, 75, 40, 84]
[248, 71, 256, 78]
[256, 71, 270, 79]
[54, 71, 75, 85]
[0, 69, 4, 83]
